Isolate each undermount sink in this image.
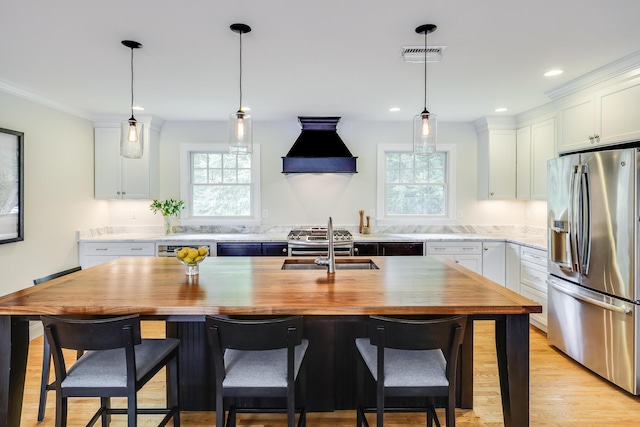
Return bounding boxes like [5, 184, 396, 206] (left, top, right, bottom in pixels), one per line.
[281, 259, 379, 270]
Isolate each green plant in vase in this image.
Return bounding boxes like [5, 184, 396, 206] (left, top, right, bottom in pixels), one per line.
[150, 199, 185, 234]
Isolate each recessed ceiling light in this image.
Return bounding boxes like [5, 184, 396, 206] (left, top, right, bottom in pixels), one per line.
[389, 107, 400, 112]
[544, 69, 564, 77]
[494, 107, 508, 113]
[132, 106, 144, 111]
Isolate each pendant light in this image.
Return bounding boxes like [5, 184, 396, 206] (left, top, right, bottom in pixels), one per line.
[120, 40, 144, 159]
[413, 24, 437, 156]
[229, 23, 253, 154]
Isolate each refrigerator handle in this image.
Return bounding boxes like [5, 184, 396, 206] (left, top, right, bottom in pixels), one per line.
[579, 165, 591, 276]
[548, 280, 631, 314]
[568, 165, 581, 274]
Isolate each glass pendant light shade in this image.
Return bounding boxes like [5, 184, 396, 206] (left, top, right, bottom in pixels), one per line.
[413, 109, 437, 155]
[120, 40, 143, 159]
[229, 110, 252, 154]
[229, 23, 252, 154]
[121, 117, 144, 158]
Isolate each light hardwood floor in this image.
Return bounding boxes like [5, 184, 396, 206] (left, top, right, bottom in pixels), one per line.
[19, 320, 640, 426]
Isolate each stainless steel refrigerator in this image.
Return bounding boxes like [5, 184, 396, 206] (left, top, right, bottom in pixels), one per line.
[547, 146, 639, 395]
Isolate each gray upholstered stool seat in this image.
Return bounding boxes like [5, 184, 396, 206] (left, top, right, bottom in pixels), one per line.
[62, 339, 179, 389]
[355, 338, 448, 389]
[222, 341, 308, 389]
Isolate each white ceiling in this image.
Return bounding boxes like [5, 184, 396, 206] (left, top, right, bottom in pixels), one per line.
[2, 0, 640, 123]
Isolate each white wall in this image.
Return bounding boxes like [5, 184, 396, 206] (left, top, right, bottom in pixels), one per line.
[0, 92, 109, 295]
[108, 119, 547, 229]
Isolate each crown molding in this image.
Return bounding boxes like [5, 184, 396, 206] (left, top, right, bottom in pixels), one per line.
[0, 79, 93, 120]
[546, 50, 640, 100]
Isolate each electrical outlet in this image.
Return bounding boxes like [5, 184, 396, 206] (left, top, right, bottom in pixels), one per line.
[262, 209, 269, 219]
[131, 209, 137, 219]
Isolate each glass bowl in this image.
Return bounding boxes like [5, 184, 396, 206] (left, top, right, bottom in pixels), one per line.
[175, 247, 208, 275]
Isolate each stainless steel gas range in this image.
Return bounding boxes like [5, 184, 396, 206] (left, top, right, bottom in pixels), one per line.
[287, 227, 354, 256]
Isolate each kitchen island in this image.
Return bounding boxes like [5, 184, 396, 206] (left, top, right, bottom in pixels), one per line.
[0, 256, 540, 427]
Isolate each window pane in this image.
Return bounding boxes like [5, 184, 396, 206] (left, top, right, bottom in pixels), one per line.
[237, 154, 251, 169]
[193, 154, 208, 168]
[386, 168, 399, 183]
[222, 169, 237, 184]
[222, 154, 236, 168]
[237, 169, 251, 183]
[209, 154, 222, 168]
[209, 169, 222, 184]
[400, 153, 414, 169]
[193, 169, 207, 184]
[192, 185, 251, 216]
[400, 168, 414, 183]
[386, 153, 400, 169]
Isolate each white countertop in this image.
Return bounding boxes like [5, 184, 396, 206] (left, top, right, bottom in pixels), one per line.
[78, 231, 546, 251]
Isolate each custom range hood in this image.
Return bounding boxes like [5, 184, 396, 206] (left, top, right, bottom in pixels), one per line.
[282, 116, 358, 174]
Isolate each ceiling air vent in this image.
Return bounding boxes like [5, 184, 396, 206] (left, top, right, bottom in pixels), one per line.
[401, 46, 446, 63]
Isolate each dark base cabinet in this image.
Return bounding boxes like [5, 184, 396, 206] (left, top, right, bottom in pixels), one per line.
[217, 242, 288, 257]
[354, 241, 424, 256]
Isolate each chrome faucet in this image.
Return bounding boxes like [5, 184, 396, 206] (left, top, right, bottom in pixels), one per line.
[315, 217, 336, 274]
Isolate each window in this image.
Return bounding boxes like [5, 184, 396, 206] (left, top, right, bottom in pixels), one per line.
[377, 143, 455, 224]
[180, 143, 261, 224]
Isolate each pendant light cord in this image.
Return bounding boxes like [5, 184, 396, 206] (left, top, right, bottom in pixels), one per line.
[238, 30, 243, 111]
[130, 47, 135, 118]
[423, 30, 427, 111]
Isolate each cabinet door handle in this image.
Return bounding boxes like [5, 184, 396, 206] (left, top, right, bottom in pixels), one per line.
[490, 192, 495, 196]
[282, 248, 287, 253]
[130, 248, 143, 251]
[433, 247, 445, 251]
[484, 247, 488, 251]
[95, 248, 108, 251]
[354, 247, 359, 254]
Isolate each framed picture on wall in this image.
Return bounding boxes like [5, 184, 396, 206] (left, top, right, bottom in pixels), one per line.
[0, 127, 24, 244]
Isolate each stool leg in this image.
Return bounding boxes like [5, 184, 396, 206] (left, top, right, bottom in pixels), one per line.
[38, 336, 51, 421]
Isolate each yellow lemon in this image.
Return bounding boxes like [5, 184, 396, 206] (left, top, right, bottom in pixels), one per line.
[187, 248, 199, 259]
[198, 246, 208, 256]
[194, 255, 204, 262]
[183, 257, 193, 263]
[177, 249, 188, 260]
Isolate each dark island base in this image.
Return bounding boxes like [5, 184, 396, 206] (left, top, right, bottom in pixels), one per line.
[167, 316, 473, 412]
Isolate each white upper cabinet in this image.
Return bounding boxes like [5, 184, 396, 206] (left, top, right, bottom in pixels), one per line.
[551, 54, 640, 153]
[94, 116, 163, 199]
[530, 118, 556, 199]
[597, 76, 640, 146]
[556, 95, 596, 153]
[516, 126, 532, 199]
[475, 117, 517, 200]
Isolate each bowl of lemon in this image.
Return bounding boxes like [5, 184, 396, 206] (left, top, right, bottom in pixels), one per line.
[175, 246, 209, 275]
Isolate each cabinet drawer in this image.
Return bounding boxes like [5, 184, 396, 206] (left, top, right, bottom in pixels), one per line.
[520, 261, 547, 294]
[81, 242, 155, 256]
[379, 242, 424, 256]
[427, 242, 482, 255]
[520, 246, 547, 267]
[520, 284, 547, 331]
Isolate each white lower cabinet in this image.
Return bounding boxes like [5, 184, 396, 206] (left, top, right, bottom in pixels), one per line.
[426, 242, 483, 275]
[519, 245, 548, 332]
[79, 242, 156, 269]
[482, 241, 505, 286]
[505, 242, 521, 293]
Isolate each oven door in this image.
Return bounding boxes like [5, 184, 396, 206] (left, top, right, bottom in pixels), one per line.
[288, 241, 353, 256]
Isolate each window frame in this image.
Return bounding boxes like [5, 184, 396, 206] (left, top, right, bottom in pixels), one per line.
[376, 143, 456, 225]
[179, 143, 261, 225]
